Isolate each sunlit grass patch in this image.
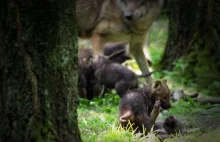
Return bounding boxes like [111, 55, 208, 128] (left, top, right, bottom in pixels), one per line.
[97, 125, 134, 142]
[96, 124, 160, 142]
[78, 109, 119, 141]
[78, 92, 120, 141]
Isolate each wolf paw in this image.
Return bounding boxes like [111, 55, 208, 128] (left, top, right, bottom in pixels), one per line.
[154, 100, 161, 110]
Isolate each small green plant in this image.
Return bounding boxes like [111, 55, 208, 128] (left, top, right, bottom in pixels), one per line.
[208, 81, 220, 96]
[166, 99, 210, 116]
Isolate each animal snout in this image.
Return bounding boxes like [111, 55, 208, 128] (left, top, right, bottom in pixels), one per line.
[161, 101, 171, 109]
[124, 12, 134, 21]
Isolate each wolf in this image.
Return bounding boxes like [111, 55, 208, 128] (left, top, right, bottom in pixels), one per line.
[76, 0, 163, 82]
[119, 80, 171, 134]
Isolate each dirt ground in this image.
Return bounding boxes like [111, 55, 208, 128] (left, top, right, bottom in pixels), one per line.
[169, 103, 220, 134]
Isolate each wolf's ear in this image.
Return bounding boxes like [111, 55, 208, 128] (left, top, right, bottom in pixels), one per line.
[82, 55, 94, 66]
[153, 80, 161, 88]
[161, 79, 167, 84]
[82, 57, 90, 65]
[92, 55, 99, 62]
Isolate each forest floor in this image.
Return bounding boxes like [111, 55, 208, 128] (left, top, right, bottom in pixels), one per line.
[77, 91, 220, 142]
[162, 97, 220, 137]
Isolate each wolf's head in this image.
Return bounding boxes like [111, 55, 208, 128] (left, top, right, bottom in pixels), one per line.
[117, 0, 163, 28]
[151, 79, 171, 109]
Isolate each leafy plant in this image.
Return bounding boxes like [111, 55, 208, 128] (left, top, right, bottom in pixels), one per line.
[166, 99, 210, 116]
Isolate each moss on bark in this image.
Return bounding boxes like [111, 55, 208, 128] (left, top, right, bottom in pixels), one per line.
[158, 0, 220, 96]
[0, 0, 81, 141]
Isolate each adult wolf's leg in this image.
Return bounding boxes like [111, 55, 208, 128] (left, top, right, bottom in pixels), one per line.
[129, 35, 152, 83]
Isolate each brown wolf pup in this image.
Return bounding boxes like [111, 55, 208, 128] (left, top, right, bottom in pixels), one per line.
[76, 0, 163, 82]
[119, 80, 171, 134]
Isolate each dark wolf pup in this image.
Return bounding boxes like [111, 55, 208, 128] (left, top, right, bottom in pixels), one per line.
[154, 116, 184, 140]
[119, 80, 171, 134]
[78, 47, 141, 99]
[91, 54, 153, 97]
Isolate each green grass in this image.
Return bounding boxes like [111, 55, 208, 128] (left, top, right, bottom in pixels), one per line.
[165, 98, 210, 115]
[77, 91, 120, 141]
[78, 92, 160, 142]
[78, 93, 220, 141]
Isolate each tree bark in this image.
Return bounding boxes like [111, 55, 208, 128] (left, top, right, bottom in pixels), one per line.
[0, 0, 81, 141]
[159, 0, 220, 95]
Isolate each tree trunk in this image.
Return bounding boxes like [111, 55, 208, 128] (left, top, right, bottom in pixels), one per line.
[0, 0, 81, 141]
[159, 0, 220, 95]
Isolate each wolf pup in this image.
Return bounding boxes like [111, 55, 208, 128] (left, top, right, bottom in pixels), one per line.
[154, 116, 184, 140]
[119, 80, 171, 134]
[91, 55, 153, 97]
[78, 47, 135, 99]
[76, 0, 163, 82]
[78, 48, 104, 100]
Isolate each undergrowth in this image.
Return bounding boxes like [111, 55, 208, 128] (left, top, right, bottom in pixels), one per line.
[153, 58, 220, 96]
